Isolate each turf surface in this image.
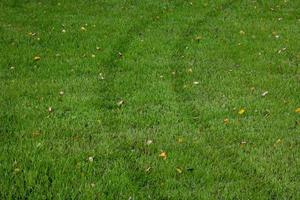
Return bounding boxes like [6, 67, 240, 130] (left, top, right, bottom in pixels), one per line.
[0, 0, 300, 199]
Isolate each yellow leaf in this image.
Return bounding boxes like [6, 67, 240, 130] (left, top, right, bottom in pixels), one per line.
[159, 151, 167, 160]
[238, 108, 245, 115]
[34, 56, 41, 61]
[295, 108, 300, 113]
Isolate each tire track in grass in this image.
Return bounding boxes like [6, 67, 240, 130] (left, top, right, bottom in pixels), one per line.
[96, 4, 173, 197]
[101, 2, 241, 198]
[167, 0, 282, 197]
[170, 0, 237, 127]
[98, 5, 166, 133]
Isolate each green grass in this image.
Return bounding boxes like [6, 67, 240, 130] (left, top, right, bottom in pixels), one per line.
[1, 0, 300, 199]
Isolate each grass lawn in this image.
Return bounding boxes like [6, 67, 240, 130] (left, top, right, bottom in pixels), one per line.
[1, 0, 300, 199]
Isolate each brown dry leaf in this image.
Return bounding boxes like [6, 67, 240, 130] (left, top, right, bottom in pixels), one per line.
[159, 151, 167, 160]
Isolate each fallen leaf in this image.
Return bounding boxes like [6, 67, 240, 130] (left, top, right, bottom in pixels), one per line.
[195, 35, 202, 41]
[238, 108, 245, 115]
[176, 168, 183, 174]
[240, 141, 247, 147]
[159, 151, 167, 160]
[117, 100, 124, 106]
[145, 167, 151, 172]
[14, 168, 21, 173]
[59, 91, 64, 96]
[223, 118, 229, 124]
[28, 32, 36, 36]
[193, 81, 199, 85]
[88, 156, 94, 162]
[99, 73, 105, 80]
[48, 107, 53, 113]
[276, 139, 282, 144]
[80, 27, 87, 31]
[261, 91, 269, 97]
[34, 56, 41, 61]
[146, 140, 153, 145]
[295, 108, 300, 113]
